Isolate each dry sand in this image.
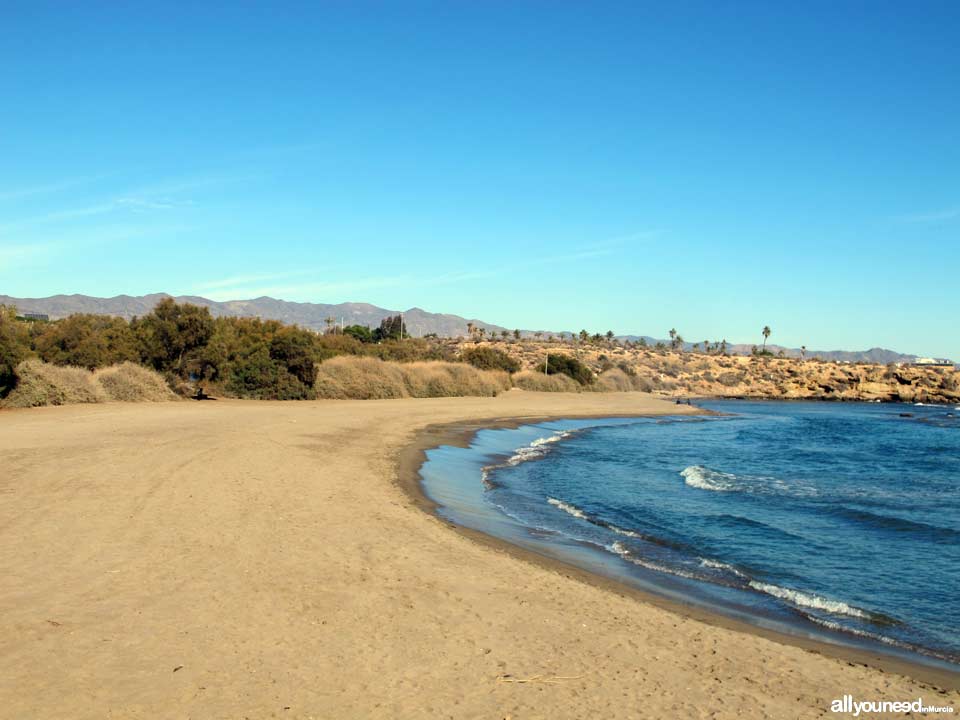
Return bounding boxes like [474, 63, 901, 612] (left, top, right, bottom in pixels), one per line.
[1, 390, 957, 719]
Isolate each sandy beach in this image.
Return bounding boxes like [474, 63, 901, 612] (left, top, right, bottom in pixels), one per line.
[1, 391, 957, 719]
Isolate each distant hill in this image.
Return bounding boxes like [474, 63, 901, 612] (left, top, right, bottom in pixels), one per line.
[0, 293, 506, 338]
[609, 338, 922, 365]
[1, 293, 936, 363]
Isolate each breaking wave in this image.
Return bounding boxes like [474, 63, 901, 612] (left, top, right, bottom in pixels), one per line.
[481, 430, 578, 489]
[681, 465, 817, 497]
[747, 581, 897, 625]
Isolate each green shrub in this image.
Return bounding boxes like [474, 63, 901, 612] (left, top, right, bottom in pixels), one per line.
[461, 346, 520, 373]
[34, 314, 138, 370]
[543, 354, 594, 386]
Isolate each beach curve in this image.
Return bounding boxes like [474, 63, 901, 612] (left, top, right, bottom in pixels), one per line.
[1, 390, 956, 719]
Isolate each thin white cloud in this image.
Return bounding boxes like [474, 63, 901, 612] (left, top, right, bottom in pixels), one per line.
[0, 175, 108, 203]
[197, 276, 405, 302]
[896, 206, 960, 223]
[193, 270, 321, 291]
[187, 229, 655, 302]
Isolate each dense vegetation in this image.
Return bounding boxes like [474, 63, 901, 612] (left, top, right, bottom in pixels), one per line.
[543, 353, 595, 386]
[0, 301, 483, 401]
[460, 346, 521, 373]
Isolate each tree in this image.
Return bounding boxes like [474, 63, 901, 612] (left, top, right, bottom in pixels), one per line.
[374, 315, 403, 342]
[462, 346, 520, 373]
[579, 329, 589, 343]
[605, 330, 615, 345]
[669, 328, 677, 349]
[269, 325, 318, 386]
[500, 330, 509, 340]
[324, 316, 336, 334]
[0, 305, 31, 396]
[534, 331, 542, 341]
[543, 353, 594, 385]
[343, 325, 374, 343]
[762, 325, 771, 350]
[720, 339, 728, 355]
[675, 334, 684, 352]
[638, 337, 647, 348]
[466, 322, 475, 340]
[703, 340, 710, 354]
[34, 314, 138, 370]
[800, 345, 807, 360]
[135, 299, 214, 376]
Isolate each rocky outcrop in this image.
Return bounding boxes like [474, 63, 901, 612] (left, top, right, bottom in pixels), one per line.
[453, 340, 960, 404]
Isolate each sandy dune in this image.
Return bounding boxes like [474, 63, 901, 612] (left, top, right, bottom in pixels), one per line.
[1, 391, 956, 719]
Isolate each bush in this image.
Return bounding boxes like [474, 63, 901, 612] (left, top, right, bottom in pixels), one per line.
[512, 370, 581, 392]
[315, 356, 411, 399]
[401, 362, 510, 397]
[314, 356, 509, 399]
[716, 371, 745, 387]
[543, 353, 594, 385]
[93, 362, 177, 402]
[461, 346, 520, 373]
[595, 368, 634, 392]
[2, 360, 106, 407]
[34, 314, 138, 370]
[1, 305, 31, 397]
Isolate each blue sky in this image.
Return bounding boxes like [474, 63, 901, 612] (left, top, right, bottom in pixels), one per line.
[1, 1, 958, 357]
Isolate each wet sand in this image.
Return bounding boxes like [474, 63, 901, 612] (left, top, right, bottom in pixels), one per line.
[1, 391, 956, 719]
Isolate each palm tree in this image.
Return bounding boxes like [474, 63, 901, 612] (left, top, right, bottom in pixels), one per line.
[762, 325, 771, 351]
[324, 316, 335, 334]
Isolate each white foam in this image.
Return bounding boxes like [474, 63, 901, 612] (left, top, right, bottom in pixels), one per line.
[681, 465, 738, 492]
[504, 431, 574, 466]
[748, 581, 871, 620]
[680, 465, 818, 497]
[547, 497, 588, 520]
[607, 542, 699, 579]
[699, 558, 747, 578]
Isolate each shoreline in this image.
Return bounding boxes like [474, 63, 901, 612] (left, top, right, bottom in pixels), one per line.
[4, 392, 958, 717]
[396, 411, 960, 692]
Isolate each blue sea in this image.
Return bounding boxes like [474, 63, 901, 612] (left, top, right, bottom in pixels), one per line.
[419, 400, 960, 668]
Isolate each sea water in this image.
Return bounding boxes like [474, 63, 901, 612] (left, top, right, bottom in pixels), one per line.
[419, 400, 960, 668]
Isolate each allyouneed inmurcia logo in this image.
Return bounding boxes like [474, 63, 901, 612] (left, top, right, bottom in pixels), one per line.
[830, 695, 954, 716]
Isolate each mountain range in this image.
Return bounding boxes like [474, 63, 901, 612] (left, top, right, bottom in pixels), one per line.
[1, 293, 934, 364]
